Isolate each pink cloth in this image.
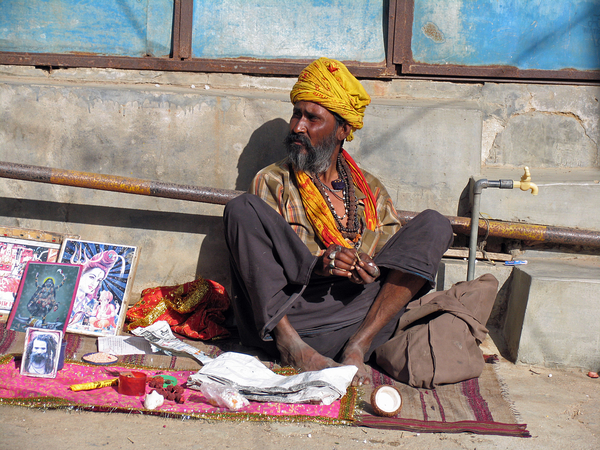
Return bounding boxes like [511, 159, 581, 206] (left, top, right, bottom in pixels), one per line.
[0, 357, 354, 423]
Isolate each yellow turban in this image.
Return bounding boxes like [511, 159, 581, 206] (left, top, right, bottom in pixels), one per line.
[290, 57, 371, 142]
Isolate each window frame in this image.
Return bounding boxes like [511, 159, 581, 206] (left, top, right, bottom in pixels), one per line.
[393, 0, 600, 82]
[0, 0, 597, 83]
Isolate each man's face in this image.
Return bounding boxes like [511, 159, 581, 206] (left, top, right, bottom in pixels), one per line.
[285, 101, 341, 174]
[31, 338, 48, 363]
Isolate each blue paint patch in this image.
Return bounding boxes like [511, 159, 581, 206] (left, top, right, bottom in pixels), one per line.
[0, 0, 172, 57]
[191, 0, 385, 62]
[412, 0, 600, 71]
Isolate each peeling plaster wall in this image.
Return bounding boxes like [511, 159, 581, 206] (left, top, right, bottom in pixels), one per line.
[481, 84, 600, 168]
[0, 65, 599, 297]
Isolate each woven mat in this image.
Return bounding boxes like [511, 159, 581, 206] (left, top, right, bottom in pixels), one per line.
[357, 361, 530, 437]
[0, 322, 529, 436]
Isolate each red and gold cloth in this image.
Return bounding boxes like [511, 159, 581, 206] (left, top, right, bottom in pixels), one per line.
[126, 278, 230, 340]
[295, 150, 378, 249]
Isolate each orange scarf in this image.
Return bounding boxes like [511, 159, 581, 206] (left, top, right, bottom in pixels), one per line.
[295, 150, 378, 249]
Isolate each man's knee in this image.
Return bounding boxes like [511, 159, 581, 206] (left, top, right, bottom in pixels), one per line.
[414, 209, 454, 246]
[224, 193, 258, 225]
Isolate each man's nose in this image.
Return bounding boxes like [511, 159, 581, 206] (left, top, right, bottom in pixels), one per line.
[291, 117, 308, 134]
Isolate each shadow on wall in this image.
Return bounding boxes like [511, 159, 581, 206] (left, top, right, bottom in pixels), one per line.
[0, 118, 291, 296]
[235, 118, 289, 191]
[0, 196, 229, 289]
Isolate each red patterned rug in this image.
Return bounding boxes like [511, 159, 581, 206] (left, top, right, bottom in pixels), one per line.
[359, 361, 530, 437]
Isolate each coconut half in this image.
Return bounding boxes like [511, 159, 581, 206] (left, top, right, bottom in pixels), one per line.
[371, 385, 402, 417]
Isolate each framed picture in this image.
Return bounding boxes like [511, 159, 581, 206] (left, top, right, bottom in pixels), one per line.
[6, 261, 81, 333]
[21, 327, 63, 378]
[0, 237, 62, 314]
[59, 239, 139, 337]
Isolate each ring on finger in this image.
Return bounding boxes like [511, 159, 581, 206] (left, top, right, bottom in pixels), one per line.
[329, 251, 337, 261]
[329, 268, 334, 276]
[329, 259, 336, 269]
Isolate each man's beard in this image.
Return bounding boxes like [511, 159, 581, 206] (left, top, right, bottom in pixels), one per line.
[284, 129, 338, 175]
[31, 352, 47, 364]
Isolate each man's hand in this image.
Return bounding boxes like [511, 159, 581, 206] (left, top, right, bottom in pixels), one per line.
[314, 244, 357, 278]
[315, 245, 381, 284]
[349, 253, 381, 285]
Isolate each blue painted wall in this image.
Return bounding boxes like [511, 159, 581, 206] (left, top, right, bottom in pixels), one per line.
[191, 0, 386, 62]
[2, 1, 599, 71]
[412, 0, 600, 71]
[0, 0, 385, 63]
[0, 0, 173, 57]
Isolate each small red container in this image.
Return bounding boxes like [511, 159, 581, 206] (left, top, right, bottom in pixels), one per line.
[118, 371, 147, 396]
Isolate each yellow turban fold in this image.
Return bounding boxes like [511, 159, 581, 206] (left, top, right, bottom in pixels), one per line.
[290, 57, 371, 142]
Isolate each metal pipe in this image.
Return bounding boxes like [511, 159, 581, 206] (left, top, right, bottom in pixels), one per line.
[1, 160, 600, 248]
[468, 179, 486, 280]
[0, 161, 244, 205]
[396, 211, 600, 248]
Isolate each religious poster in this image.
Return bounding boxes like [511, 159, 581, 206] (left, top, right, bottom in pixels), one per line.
[20, 327, 63, 379]
[59, 239, 139, 337]
[0, 237, 61, 314]
[6, 261, 81, 333]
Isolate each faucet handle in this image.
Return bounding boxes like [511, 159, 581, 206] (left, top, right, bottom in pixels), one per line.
[513, 166, 539, 195]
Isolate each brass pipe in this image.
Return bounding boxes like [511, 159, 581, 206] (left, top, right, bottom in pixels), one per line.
[1, 160, 600, 248]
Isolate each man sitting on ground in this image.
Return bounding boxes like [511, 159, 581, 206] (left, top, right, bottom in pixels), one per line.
[224, 57, 453, 386]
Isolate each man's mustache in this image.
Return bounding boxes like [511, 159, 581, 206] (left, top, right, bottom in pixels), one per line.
[284, 132, 312, 150]
[31, 352, 46, 363]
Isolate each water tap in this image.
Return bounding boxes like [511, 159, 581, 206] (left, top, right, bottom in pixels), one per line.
[513, 167, 538, 195]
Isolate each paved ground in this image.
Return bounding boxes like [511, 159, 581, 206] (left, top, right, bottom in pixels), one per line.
[1, 337, 598, 450]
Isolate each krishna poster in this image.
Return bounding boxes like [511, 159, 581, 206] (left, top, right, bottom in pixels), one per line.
[59, 239, 139, 337]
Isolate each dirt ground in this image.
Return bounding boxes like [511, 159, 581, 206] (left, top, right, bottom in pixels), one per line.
[1, 352, 598, 450]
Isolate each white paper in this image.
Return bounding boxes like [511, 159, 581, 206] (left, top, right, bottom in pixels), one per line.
[97, 336, 157, 355]
[187, 352, 357, 405]
[131, 320, 213, 365]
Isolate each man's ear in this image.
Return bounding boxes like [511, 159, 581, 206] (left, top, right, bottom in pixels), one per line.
[337, 122, 352, 141]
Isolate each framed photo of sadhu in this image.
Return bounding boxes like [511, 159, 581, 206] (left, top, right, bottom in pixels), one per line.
[20, 327, 63, 379]
[59, 239, 139, 337]
[6, 261, 81, 333]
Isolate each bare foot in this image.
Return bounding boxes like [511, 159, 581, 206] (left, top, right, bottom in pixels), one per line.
[277, 337, 340, 373]
[340, 343, 372, 386]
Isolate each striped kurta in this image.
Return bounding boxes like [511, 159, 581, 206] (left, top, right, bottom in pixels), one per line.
[249, 158, 402, 257]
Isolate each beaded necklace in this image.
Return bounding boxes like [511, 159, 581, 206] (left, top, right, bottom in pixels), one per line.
[312, 155, 362, 242]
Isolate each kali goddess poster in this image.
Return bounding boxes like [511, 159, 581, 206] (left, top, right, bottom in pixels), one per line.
[7, 262, 81, 333]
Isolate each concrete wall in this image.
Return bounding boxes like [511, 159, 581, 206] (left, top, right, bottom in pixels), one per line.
[1, 65, 599, 303]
